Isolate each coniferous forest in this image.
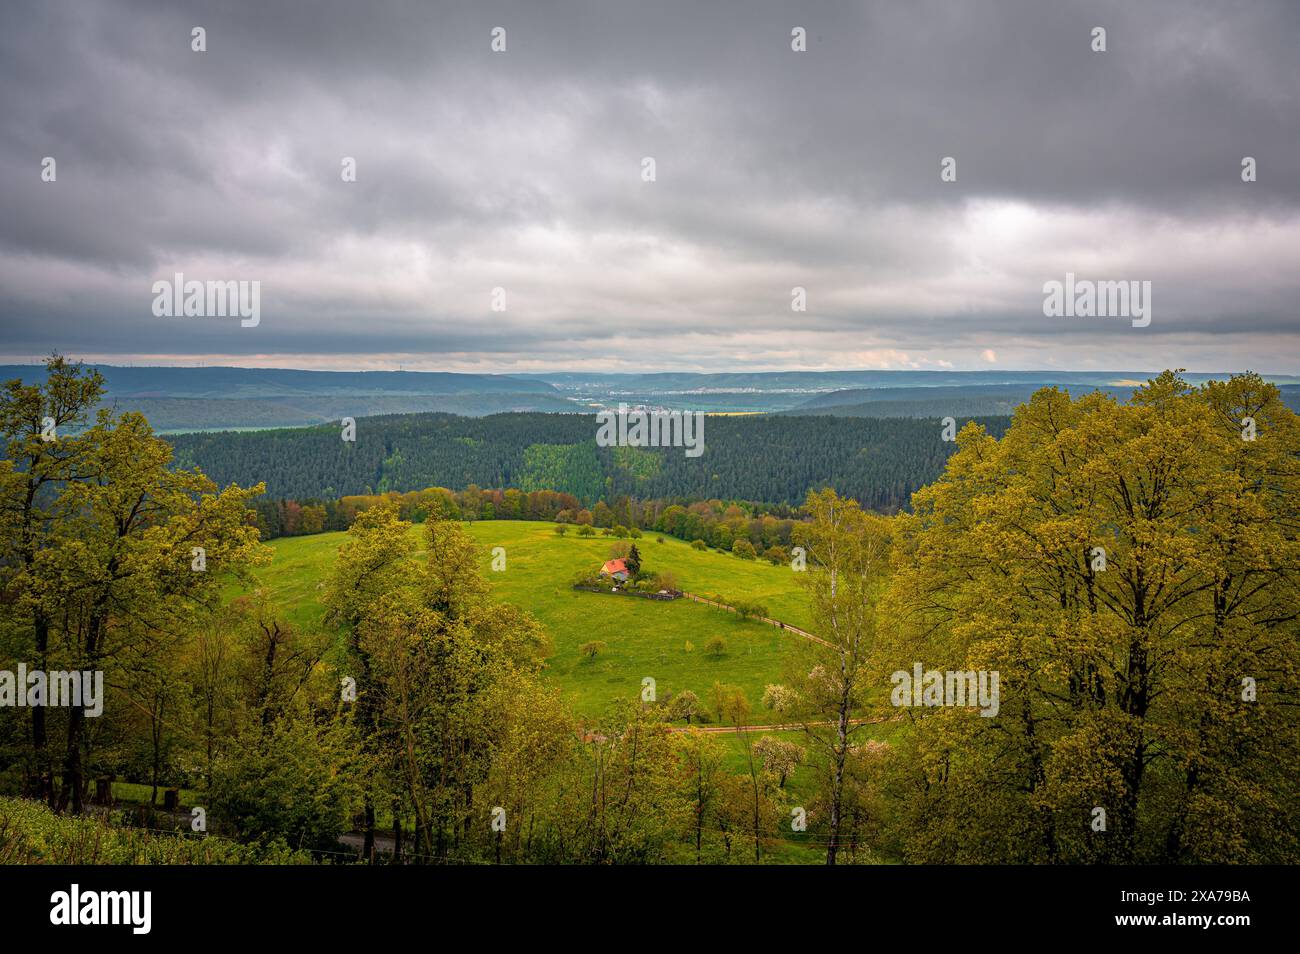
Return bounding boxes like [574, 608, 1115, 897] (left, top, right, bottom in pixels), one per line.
[168, 412, 1010, 510]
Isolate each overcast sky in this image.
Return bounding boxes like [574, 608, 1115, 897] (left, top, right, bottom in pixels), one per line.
[1, 0, 1297, 374]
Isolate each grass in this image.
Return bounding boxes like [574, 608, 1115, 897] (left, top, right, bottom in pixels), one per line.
[251, 520, 816, 723]
[111, 781, 202, 806]
[0, 797, 314, 865]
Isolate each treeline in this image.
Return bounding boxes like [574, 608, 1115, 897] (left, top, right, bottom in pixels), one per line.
[169, 411, 1011, 510]
[251, 485, 804, 555]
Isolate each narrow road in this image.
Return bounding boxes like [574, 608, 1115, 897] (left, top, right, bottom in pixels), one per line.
[671, 715, 895, 734]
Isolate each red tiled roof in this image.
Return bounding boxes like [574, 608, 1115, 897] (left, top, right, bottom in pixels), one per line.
[601, 559, 628, 575]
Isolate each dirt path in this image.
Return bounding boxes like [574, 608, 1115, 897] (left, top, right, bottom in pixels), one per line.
[672, 715, 894, 734]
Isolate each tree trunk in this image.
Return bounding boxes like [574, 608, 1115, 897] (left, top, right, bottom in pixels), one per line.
[826, 677, 852, 865]
[363, 797, 376, 862]
[61, 611, 105, 814]
[31, 613, 53, 806]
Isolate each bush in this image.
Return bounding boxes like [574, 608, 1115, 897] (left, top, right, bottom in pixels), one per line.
[733, 600, 769, 621]
[683, 640, 695, 653]
[577, 525, 596, 537]
[208, 716, 363, 853]
[705, 636, 727, 657]
[753, 737, 806, 788]
[579, 641, 607, 660]
[612, 525, 630, 538]
[629, 528, 642, 538]
[668, 690, 702, 724]
[732, 539, 757, 560]
[656, 536, 665, 544]
[691, 539, 707, 551]
[762, 683, 795, 712]
[0, 797, 316, 865]
[553, 524, 568, 536]
[571, 570, 602, 588]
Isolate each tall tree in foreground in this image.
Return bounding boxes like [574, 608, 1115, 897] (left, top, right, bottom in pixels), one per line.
[322, 503, 416, 859]
[884, 372, 1300, 863]
[0, 356, 103, 803]
[327, 509, 553, 861]
[789, 489, 892, 865]
[42, 408, 265, 811]
[1, 357, 266, 813]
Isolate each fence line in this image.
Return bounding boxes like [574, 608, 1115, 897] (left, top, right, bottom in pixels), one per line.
[680, 592, 834, 648]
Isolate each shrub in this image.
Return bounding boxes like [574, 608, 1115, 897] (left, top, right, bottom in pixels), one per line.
[753, 737, 806, 788]
[704, 636, 727, 657]
[731, 539, 757, 560]
[691, 539, 707, 551]
[577, 525, 596, 537]
[207, 716, 364, 853]
[656, 536, 665, 544]
[571, 570, 602, 588]
[553, 524, 568, 536]
[762, 683, 795, 712]
[669, 690, 702, 724]
[579, 641, 607, 660]
[733, 600, 769, 620]
[629, 528, 642, 538]
[0, 797, 315, 865]
[612, 525, 630, 538]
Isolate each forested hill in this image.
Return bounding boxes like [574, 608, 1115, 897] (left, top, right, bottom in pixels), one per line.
[167, 411, 1010, 510]
[0, 364, 576, 429]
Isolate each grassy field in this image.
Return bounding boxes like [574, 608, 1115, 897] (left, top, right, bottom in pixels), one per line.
[239, 519, 903, 863]
[110, 781, 202, 806]
[252, 519, 818, 723]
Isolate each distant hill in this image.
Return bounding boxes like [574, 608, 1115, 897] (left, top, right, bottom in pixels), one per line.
[783, 384, 1120, 418]
[4, 364, 1292, 428]
[786, 383, 1300, 418]
[522, 370, 1300, 414]
[0, 365, 577, 430]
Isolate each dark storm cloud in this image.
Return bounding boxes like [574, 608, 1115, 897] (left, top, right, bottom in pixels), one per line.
[0, 0, 1297, 371]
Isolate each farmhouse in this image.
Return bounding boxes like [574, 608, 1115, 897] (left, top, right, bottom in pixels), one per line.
[600, 558, 629, 582]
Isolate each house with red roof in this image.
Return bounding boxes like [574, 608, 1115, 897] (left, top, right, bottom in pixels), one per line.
[600, 558, 629, 582]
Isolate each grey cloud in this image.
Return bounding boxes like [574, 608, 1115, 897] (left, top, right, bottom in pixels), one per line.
[0, 0, 1297, 371]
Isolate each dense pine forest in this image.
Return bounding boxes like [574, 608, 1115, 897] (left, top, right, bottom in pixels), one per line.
[168, 412, 1011, 510]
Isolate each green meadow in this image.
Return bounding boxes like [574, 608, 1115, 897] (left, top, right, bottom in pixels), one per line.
[252, 519, 817, 723]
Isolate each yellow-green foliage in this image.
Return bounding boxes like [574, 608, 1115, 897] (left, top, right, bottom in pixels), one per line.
[0, 797, 315, 865]
[881, 373, 1300, 864]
